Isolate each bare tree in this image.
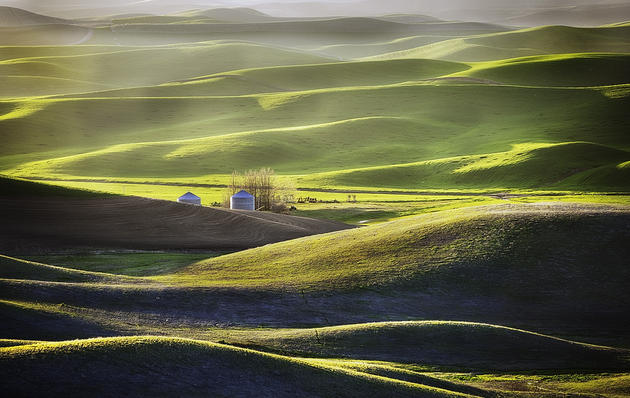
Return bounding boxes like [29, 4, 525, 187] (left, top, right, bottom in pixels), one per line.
[225, 168, 294, 211]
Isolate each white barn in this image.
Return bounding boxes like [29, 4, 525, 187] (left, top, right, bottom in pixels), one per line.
[230, 190, 255, 211]
[177, 192, 201, 206]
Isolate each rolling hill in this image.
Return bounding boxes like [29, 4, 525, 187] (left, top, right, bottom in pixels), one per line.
[0, 6, 71, 26]
[371, 24, 630, 61]
[1, 202, 629, 344]
[2, 4, 630, 396]
[3, 80, 628, 192]
[70, 58, 470, 97]
[0, 24, 92, 45]
[0, 42, 333, 97]
[169, 203, 630, 293]
[86, 17, 510, 47]
[456, 53, 630, 87]
[0, 337, 469, 397]
[302, 142, 630, 191]
[0, 177, 351, 253]
[237, 321, 630, 370]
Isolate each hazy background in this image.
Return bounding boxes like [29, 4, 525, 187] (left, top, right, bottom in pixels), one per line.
[3, 0, 630, 25]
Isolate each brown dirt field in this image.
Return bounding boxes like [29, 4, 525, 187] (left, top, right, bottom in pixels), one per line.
[0, 195, 352, 253]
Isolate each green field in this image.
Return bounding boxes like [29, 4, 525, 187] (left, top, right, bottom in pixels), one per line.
[2, 3, 630, 396]
[2, 201, 630, 396]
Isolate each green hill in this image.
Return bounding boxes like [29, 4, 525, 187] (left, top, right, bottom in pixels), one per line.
[168, 203, 630, 294]
[303, 142, 630, 191]
[371, 25, 630, 62]
[0, 42, 333, 97]
[0, 6, 70, 26]
[4, 83, 628, 192]
[80, 17, 509, 47]
[84, 58, 469, 97]
[0, 337, 469, 397]
[238, 321, 629, 370]
[0, 254, 126, 283]
[175, 8, 275, 23]
[458, 53, 630, 87]
[0, 24, 92, 46]
[0, 44, 143, 61]
[312, 35, 455, 60]
[1, 203, 629, 345]
[0, 300, 118, 340]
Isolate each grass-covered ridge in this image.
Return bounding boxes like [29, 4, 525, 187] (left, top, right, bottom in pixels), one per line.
[0, 336, 471, 398]
[231, 321, 630, 371]
[164, 203, 630, 293]
[78, 58, 470, 97]
[0, 254, 131, 283]
[0, 42, 333, 98]
[0, 175, 111, 197]
[302, 142, 630, 191]
[3, 82, 629, 192]
[456, 53, 630, 87]
[371, 24, 630, 62]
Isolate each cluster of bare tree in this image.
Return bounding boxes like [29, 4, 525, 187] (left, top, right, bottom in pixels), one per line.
[224, 168, 294, 211]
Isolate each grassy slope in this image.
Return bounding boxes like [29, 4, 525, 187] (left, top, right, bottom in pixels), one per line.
[0, 299, 123, 340]
[0, 23, 92, 46]
[302, 142, 630, 191]
[235, 321, 629, 371]
[313, 35, 456, 60]
[24, 252, 225, 276]
[371, 25, 630, 62]
[0, 337, 468, 398]
[0, 6, 71, 26]
[0, 254, 129, 283]
[3, 82, 628, 191]
[456, 53, 630, 87]
[165, 203, 630, 294]
[0, 42, 333, 97]
[80, 58, 470, 97]
[79, 17, 509, 49]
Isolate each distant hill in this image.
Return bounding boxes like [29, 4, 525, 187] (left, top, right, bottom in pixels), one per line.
[376, 14, 443, 24]
[371, 24, 630, 61]
[0, 6, 70, 26]
[0, 42, 333, 96]
[506, 3, 630, 27]
[0, 24, 92, 45]
[176, 7, 275, 23]
[4, 81, 627, 192]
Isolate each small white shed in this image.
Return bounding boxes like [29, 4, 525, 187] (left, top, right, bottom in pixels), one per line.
[230, 190, 255, 210]
[177, 192, 201, 206]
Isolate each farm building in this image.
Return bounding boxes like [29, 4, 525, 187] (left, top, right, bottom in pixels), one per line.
[231, 190, 255, 210]
[177, 192, 201, 206]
